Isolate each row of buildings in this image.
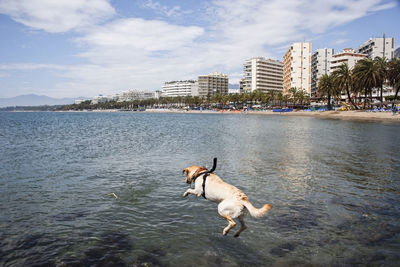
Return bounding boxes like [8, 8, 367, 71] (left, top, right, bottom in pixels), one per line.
[161, 72, 229, 98]
[161, 36, 397, 99]
[80, 71, 230, 104]
[78, 36, 398, 104]
[310, 37, 395, 97]
[78, 90, 159, 105]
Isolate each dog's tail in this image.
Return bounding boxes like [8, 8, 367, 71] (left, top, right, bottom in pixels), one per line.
[242, 200, 271, 218]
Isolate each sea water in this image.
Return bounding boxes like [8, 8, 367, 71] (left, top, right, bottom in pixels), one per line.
[0, 111, 399, 266]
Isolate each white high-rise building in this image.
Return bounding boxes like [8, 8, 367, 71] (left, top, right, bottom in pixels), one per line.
[161, 80, 198, 97]
[357, 37, 395, 59]
[239, 57, 283, 93]
[330, 48, 367, 71]
[283, 42, 312, 95]
[311, 48, 334, 97]
[115, 90, 155, 102]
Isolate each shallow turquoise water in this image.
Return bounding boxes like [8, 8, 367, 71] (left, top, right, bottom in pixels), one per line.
[0, 111, 399, 266]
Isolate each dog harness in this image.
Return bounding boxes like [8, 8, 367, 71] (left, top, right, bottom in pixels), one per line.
[191, 158, 218, 200]
[192, 170, 209, 199]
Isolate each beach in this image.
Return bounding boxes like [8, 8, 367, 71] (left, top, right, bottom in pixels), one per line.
[145, 108, 400, 122]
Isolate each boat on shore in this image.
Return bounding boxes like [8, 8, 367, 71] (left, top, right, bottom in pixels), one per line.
[273, 108, 293, 112]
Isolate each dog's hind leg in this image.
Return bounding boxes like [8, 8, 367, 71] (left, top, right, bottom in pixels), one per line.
[221, 215, 236, 236]
[233, 216, 247, 238]
[218, 200, 240, 235]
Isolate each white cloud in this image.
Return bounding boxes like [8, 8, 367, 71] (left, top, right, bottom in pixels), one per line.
[143, 0, 187, 17]
[0, 0, 115, 33]
[77, 18, 204, 53]
[208, 0, 396, 44]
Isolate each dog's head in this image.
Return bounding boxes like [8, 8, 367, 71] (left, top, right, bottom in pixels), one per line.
[182, 165, 208, 184]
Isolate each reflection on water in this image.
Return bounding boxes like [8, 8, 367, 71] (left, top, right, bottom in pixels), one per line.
[0, 112, 399, 266]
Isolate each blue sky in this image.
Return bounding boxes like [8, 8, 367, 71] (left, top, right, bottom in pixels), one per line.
[0, 0, 399, 98]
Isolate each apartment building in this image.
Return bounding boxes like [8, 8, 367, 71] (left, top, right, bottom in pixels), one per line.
[239, 57, 283, 93]
[357, 37, 395, 59]
[330, 48, 367, 71]
[161, 80, 198, 97]
[91, 94, 113, 104]
[115, 90, 155, 102]
[198, 72, 228, 97]
[311, 48, 334, 97]
[283, 42, 312, 95]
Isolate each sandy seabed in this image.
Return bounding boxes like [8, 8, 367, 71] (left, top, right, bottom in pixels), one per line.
[144, 108, 400, 123]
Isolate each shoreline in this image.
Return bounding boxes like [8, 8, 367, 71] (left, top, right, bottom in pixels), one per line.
[144, 108, 400, 123]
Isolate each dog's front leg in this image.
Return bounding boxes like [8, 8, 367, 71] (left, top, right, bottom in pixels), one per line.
[183, 188, 201, 197]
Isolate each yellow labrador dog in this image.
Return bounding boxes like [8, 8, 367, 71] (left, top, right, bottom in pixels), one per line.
[183, 165, 271, 237]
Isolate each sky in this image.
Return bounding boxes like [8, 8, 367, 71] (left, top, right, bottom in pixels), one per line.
[0, 0, 399, 98]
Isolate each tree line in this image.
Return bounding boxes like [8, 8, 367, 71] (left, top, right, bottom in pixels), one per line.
[61, 88, 312, 111]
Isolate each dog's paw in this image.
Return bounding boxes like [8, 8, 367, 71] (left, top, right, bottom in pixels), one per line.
[183, 191, 189, 197]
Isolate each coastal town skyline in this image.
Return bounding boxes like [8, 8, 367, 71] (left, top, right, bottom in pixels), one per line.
[0, 0, 399, 99]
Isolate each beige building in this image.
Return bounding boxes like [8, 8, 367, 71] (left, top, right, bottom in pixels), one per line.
[283, 42, 312, 95]
[330, 48, 367, 71]
[198, 72, 228, 97]
[239, 57, 283, 93]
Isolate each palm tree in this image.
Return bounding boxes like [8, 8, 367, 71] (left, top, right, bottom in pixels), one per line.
[353, 58, 380, 108]
[374, 57, 388, 103]
[297, 89, 310, 108]
[282, 94, 290, 107]
[288, 87, 299, 106]
[318, 73, 338, 110]
[276, 92, 283, 107]
[267, 90, 277, 107]
[261, 91, 272, 106]
[229, 93, 239, 108]
[332, 63, 359, 110]
[387, 58, 400, 108]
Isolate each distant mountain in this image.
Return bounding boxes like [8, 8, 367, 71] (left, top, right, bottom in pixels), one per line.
[0, 94, 86, 107]
[228, 83, 239, 89]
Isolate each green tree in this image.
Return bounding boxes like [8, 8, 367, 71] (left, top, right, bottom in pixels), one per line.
[267, 90, 277, 107]
[387, 58, 400, 108]
[332, 63, 359, 110]
[374, 57, 388, 103]
[353, 58, 380, 109]
[289, 87, 298, 106]
[318, 74, 339, 110]
[297, 89, 309, 108]
[276, 91, 283, 107]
